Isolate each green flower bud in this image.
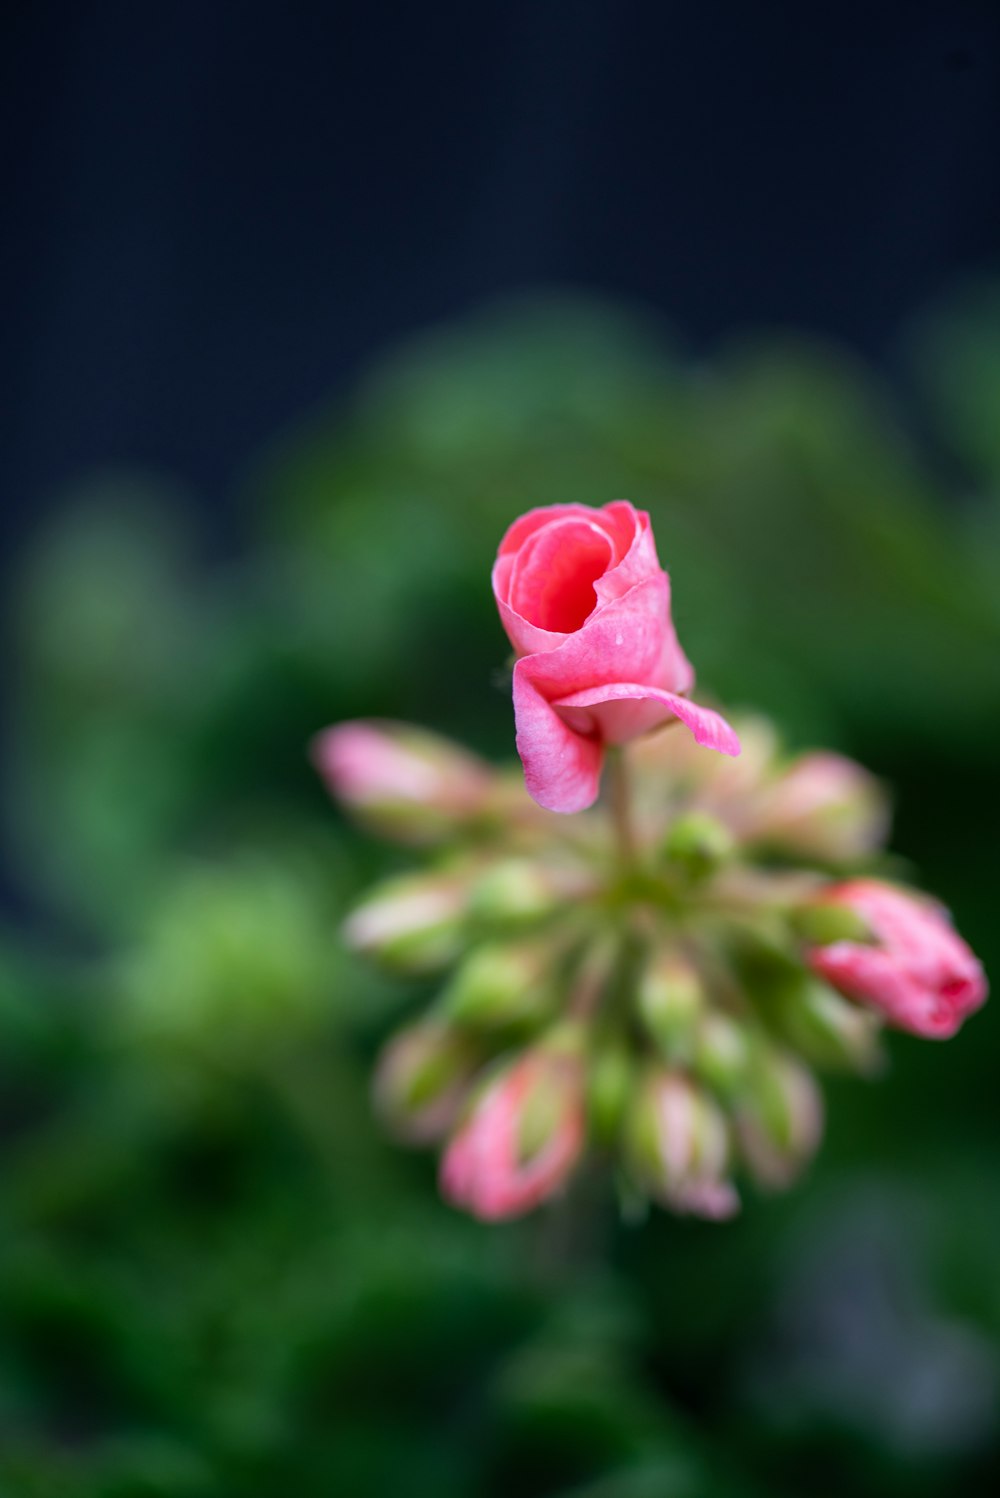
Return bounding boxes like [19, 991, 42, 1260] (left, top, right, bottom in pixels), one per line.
[637, 951, 705, 1062]
[343, 871, 468, 975]
[790, 900, 874, 947]
[662, 811, 735, 881]
[467, 858, 560, 927]
[692, 1011, 752, 1099]
[439, 938, 556, 1032]
[736, 1047, 823, 1189]
[764, 972, 883, 1074]
[374, 1019, 481, 1143]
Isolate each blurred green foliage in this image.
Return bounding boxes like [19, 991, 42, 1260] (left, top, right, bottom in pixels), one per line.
[2, 288, 999, 1495]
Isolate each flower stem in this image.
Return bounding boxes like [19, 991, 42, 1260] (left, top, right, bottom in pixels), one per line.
[606, 746, 637, 868]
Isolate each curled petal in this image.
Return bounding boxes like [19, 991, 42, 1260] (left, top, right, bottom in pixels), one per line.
[512, 662, 604, 814]
[554, 684, 741, 755]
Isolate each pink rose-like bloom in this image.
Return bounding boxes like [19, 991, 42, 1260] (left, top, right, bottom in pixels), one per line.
[492, 501, 740, 813]
[807, 879, 988, 1039]
[439, 1049, 584, 1221]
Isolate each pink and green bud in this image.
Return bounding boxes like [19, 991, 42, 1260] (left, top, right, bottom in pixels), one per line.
[736, 1047, 824, 1188]
[374, 1020, 481, 1143]
[637, 951, 705, 1062]
[745, 752, 889, 863]
[439, 1034, 586, 1221]
[626, 1069, 740, 1220]
[440, 937, 557, 1031]
[313, 719, 493, 843]
[343, 871, 468, 974]
[805, 879, 988, 1039]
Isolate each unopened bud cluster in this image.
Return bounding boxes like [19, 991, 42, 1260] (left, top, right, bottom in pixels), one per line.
[316, 717, 987, 1222]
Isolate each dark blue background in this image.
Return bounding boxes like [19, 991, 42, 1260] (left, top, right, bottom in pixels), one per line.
[4, 0, 1000, 554]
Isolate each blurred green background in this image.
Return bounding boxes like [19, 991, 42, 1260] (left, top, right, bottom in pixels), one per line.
[3, 287, 999, 1497]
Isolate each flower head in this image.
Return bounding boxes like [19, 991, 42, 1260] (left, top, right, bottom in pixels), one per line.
[317, 502, 987, 1227]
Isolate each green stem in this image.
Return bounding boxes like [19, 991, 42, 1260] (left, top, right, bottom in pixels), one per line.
[606, 745, 637, 868]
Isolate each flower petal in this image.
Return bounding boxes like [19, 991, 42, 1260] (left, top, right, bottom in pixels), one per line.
[553, 683, 742, 756]
[512, 660, 605, 813]
[508, 516, 615, 632]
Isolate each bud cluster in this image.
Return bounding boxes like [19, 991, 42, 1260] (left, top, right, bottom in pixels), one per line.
[316, 718, 987, 1222]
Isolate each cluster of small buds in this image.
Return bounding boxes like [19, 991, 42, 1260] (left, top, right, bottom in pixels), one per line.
[315, 717, 987, 1223]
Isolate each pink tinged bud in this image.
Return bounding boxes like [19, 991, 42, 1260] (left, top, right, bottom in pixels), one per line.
[343, 872, 467, 974]
[627, 1070, 740, 1220]
[374, 1020, 480, 1144]
[491, 502, 740, 814]
[439, 1044, 585, 1221]
[806, 879, 988, 1039]
[736, 1049, 824, 1189]
[312, 720, 493, 842]
[744, 752, 889, 863]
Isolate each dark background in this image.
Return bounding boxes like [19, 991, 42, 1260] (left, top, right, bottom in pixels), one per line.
[5, 0, 1000, 559]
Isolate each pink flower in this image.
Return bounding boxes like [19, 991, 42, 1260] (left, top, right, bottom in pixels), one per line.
[492, 501, 740, 813]
[439, 1046, 584, 1221]
[807, 879, 988, 1039]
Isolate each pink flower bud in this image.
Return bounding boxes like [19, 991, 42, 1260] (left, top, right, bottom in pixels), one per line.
[492, 502, 740, 813]
[743, 751, 889, 862]
[439, 1041, 585, 1221]
[312, 720, 493, 842]
[626, 1069, 740, 1220]
[806, 879, 987, 1039]
[343, 871, 468, 974]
